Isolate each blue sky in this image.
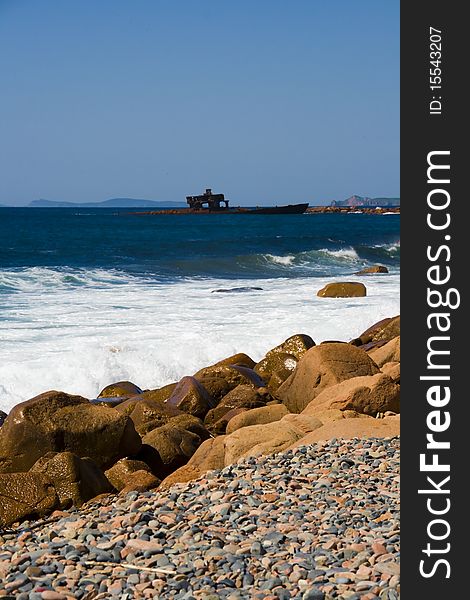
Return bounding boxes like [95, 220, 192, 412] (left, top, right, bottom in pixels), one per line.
[0, 0, 399, 206]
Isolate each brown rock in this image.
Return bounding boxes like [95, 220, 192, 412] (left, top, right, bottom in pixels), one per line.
[280, 413, 325, 434]
[0, 410, 7, 428]
[306, 408, 369, 423]
[160, 436, 226, 489]
[226, 404, 289, 434]
[0, 472, 58, 527]
[0, 391, 141, 473]
[168, 414, 211, 441]
[166, 376, 215, 419]
[277, 343, 380, 413]
[288, 415, 400, 448]
[267, 370, 292, 392]
[210, 408, 249, 435]
[115, 397, 182, 436]
[105, 458, 153, 491]
[265, 334, 315, 360]
[204, 385, 270, 427]
[317, 282, 367, 298]
[193, 353, 256, 402]
[254, 353, 298, 383]
[223, 415, 322, 465]
[119, 471, 161, 494]
[139, 423, 202, 478]
[98, 381, 142, 398]
[352, 315, 400, 346]
[30, 451, 112, 508]
[139, 384, 177, 402]
[193, 375, 237, 405]
[368, 336, 400, 367]
[194, 353, 255, 378]
[381, 361, 400, 383]
[301, 373, 400, 417]
[354, 265, 389, 275]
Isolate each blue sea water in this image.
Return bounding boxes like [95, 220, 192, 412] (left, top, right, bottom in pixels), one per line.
[0, 208, 400, 410]
[0, 208, 399, 279]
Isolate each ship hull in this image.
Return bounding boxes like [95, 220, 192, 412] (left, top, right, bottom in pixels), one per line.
[240, 203, 309, 215]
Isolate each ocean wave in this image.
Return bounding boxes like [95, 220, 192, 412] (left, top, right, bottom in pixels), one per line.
[0, 267, 149, 294]
[264, 254, 296, 266]
[0, 241, 400, 294]
[0, 273, 400, 412]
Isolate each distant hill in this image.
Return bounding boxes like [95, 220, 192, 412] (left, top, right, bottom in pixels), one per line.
[331, 195, 400, 207]
[29, 198, 187, 208]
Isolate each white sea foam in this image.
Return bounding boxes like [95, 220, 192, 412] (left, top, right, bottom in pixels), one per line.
[317, 247, 360, 261]
[264, 254, 296, 266]
[0, 268, 399, 412]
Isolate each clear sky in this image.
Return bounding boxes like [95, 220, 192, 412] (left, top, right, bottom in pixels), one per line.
[0, 0, 399, 206]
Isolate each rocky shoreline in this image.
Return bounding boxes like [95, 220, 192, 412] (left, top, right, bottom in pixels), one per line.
[0, 315, 400, 598]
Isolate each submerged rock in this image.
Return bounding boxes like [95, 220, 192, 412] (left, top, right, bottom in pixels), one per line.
[354, 265, 389, 275]
[211, 287, 263, 293]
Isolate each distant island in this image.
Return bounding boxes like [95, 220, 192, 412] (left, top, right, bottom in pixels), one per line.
[28, 198, 187, 208]
[0, 194, 400, 209]
[330, 195, 400, 207]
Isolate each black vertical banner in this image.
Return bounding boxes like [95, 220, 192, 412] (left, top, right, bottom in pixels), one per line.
[401, 1, 464, 597]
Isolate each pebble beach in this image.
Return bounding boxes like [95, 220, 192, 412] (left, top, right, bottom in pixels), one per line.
[0, 437, 399, 600]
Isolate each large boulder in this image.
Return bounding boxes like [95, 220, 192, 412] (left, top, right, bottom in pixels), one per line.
[351, 315, 400, 346]
[105, 458, 160, 493]
[254, 353, 298, 384]
[223, 414, 323, 465]
[226, 404, 289, 434]
[317, 282, 366, 298]
[288, 415, 400, 448]
[105, 458, 153, 490]
[166, 376, 215, 419]
[0, 391, 142, 473]
[139, 423, 202, 478]
[160, 436, 226, 489]
[368, 336, 400, 367]
[168, 414, 211, 441]
[98, 381, 142, 398]
[194, 354, 256, 403]
[381, 361, 400, 383]
[265, 334, 315, 360]
[204, 385, 270, 428]
[302, 373, 400, 417]
[119, 471, 161, 495]
[138, 384, 177, 402]
[115, 397, 182, 436]
[30, 452, 112, 508]
[209, 408, 250, 436]
[277, 343, 380, 413]
[195, 353, 255, 378]
[0, 473, 58, 527]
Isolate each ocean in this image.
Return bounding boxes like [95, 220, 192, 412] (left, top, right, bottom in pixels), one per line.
[0, 208, 400, 412]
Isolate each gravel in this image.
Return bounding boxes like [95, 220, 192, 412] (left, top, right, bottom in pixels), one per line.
[0, 437, 400, 599]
